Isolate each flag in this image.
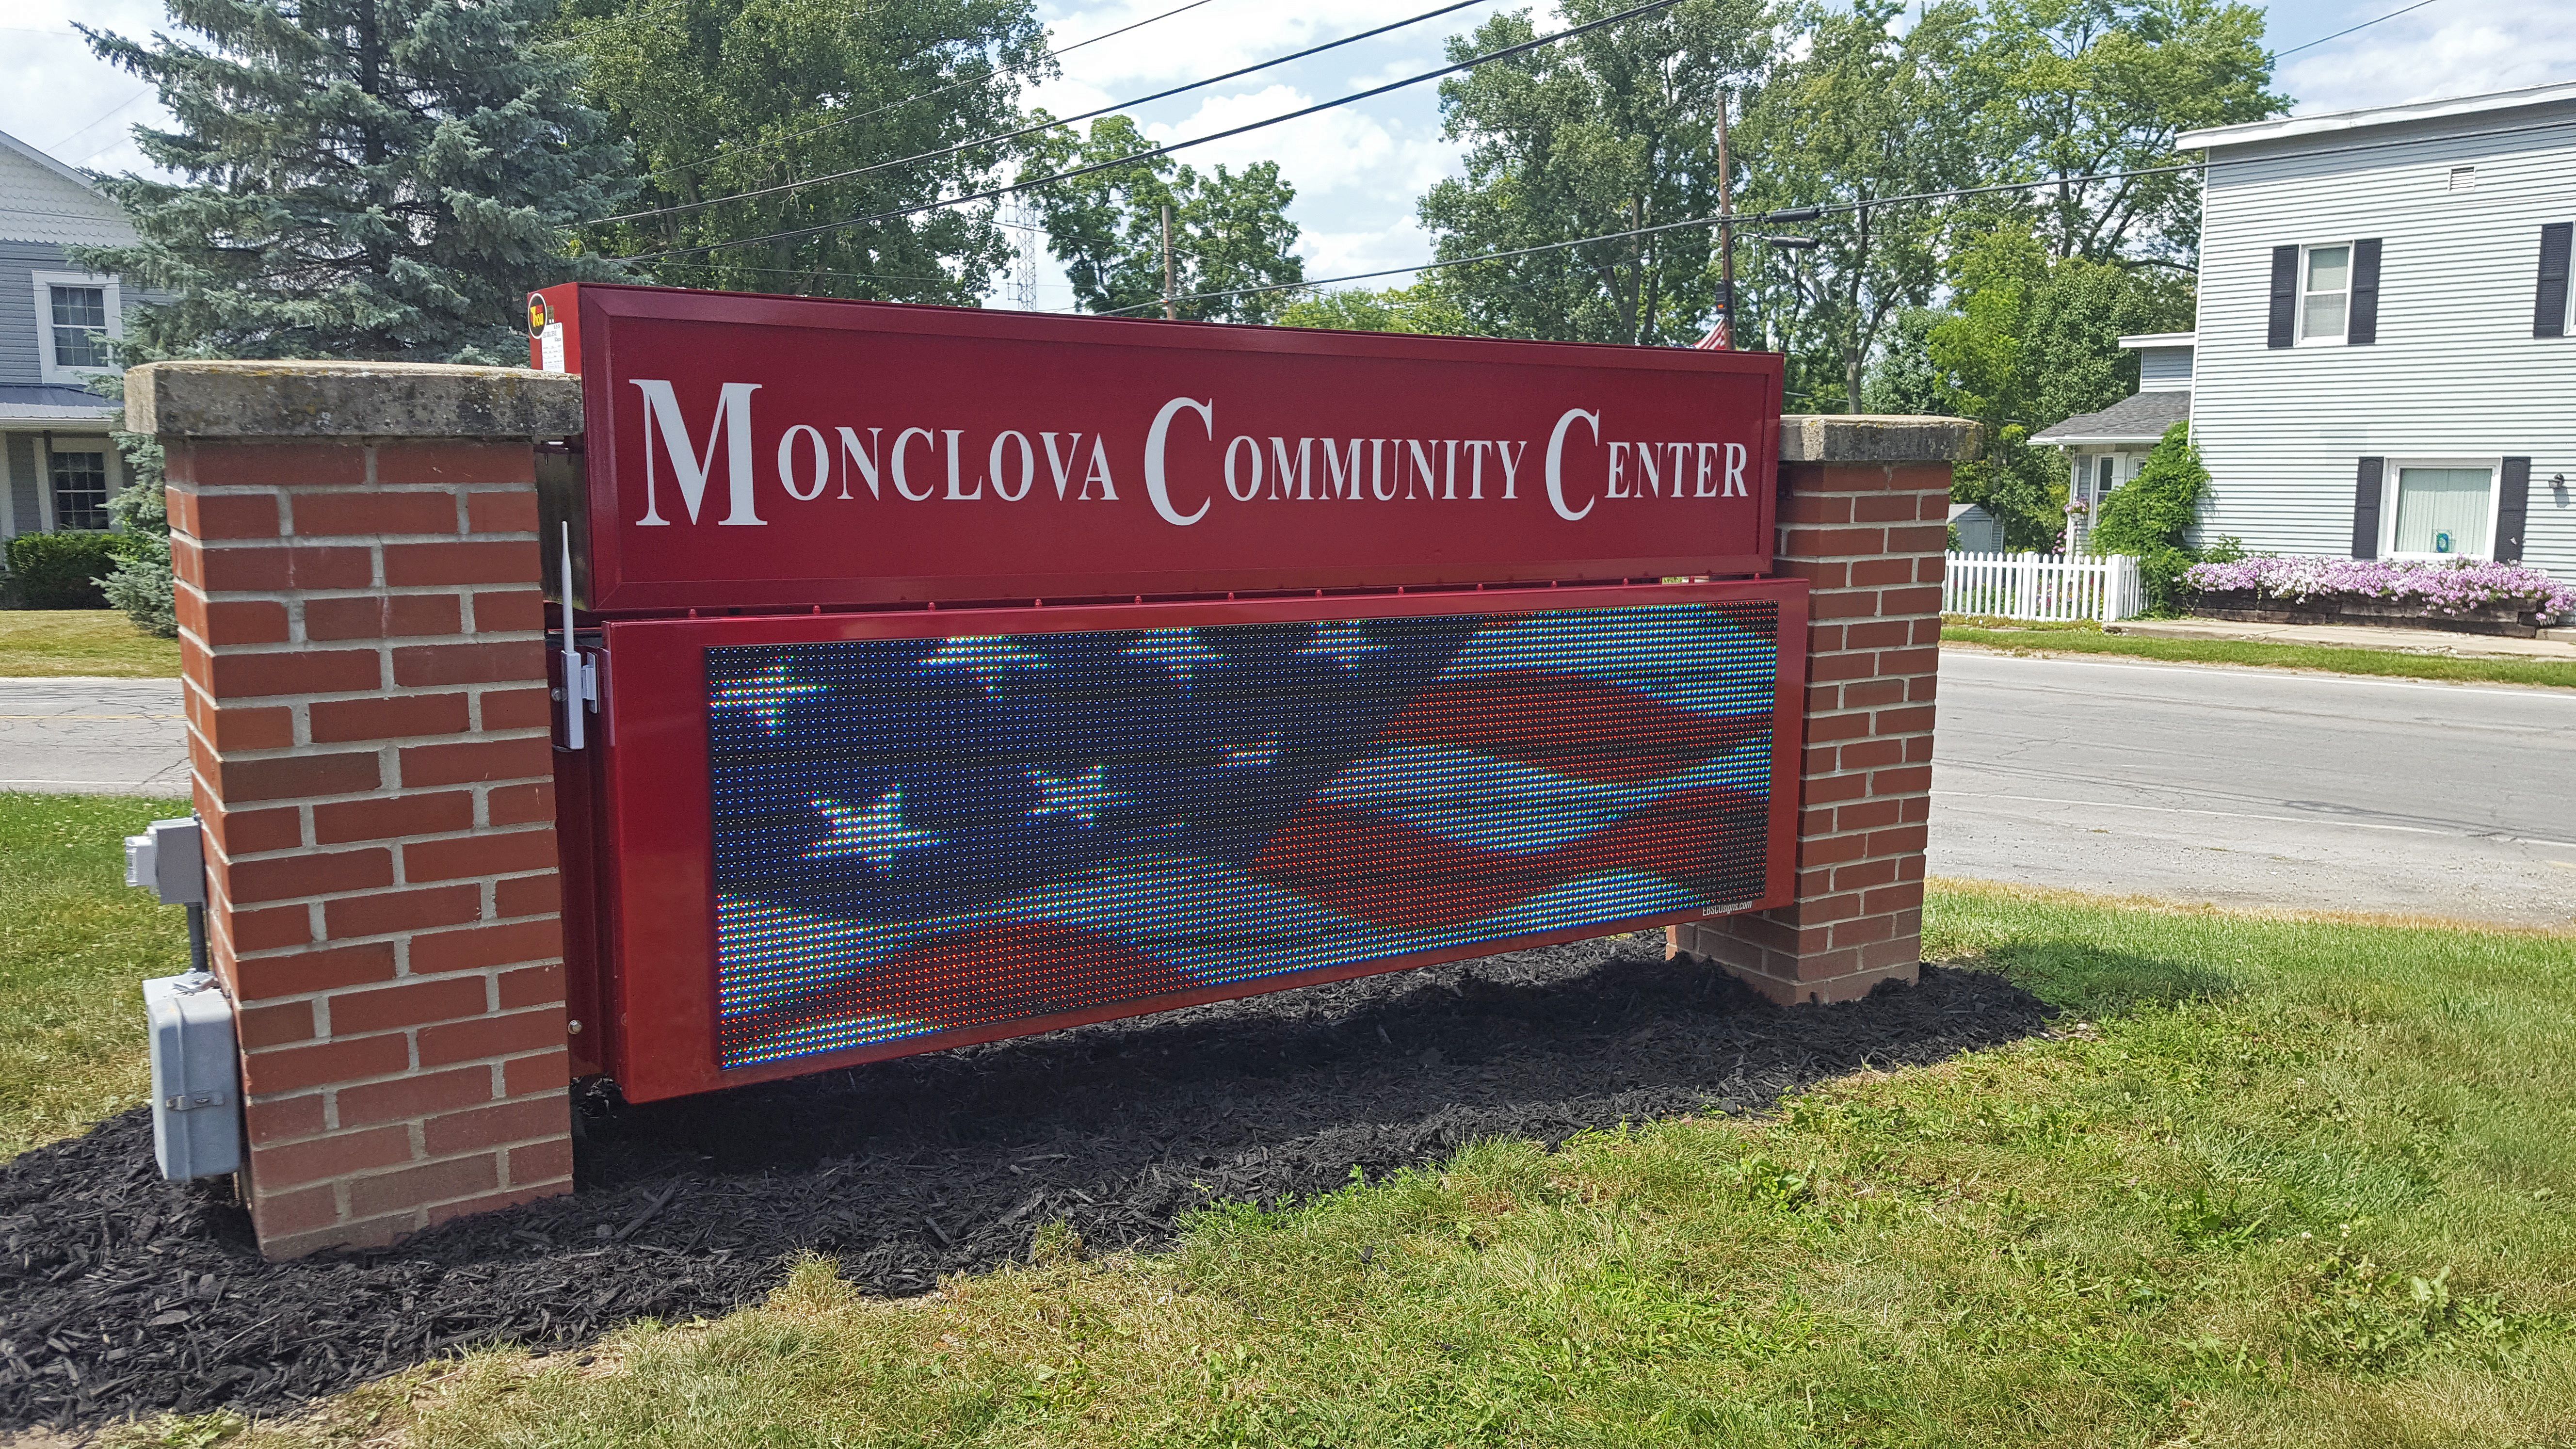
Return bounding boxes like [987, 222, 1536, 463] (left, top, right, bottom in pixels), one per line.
[706, 602, 1779, 1068]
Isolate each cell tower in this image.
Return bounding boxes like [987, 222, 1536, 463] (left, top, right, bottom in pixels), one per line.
[1007, 193, 1041, 310]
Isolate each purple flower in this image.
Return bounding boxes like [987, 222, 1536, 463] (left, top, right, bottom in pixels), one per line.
[2181, 556, 2574, 623]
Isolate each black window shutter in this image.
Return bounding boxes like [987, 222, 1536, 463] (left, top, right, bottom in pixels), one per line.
[2348, 239, 2382, 344]
[2497, 457, 2530, 562]
[2352, 457, 2384, 559]
[2534, 224, 2572, 338]
[2268, 245, 2299, 348]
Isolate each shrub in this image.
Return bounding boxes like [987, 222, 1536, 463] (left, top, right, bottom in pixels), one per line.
[104, 415, 178, 638]
[2088, 422, 2208, 613]
[3, 531, 128, 610]
[100, 535, 177, 637]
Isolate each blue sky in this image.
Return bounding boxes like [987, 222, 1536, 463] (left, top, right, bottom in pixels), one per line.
[2, 0, 2568, 305]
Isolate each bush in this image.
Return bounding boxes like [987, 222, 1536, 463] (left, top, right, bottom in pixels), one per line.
[103, 414, 178, 638]
[100, 535, 177, 636]
[2089, 422, 2210, 613]
[3, 531, 129, 610]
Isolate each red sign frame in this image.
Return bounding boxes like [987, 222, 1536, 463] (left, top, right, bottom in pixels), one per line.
[570, 579, 1807, 1104]
[533, 284, 1785, 614]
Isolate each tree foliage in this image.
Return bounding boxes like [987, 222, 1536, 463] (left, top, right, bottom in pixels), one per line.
[1886, 219, 2193, 546]
[1024, 116, 1304, 323]
[78, 0, 631, 364]
[1417, 0, 1771, 346]
[1737, 0, 1981, 409]
[568, 0, 1044, 303]
[1967, 0, 2282, 265]
[2091, 421, 2216, 610]
[1275, 282, 1470, 336]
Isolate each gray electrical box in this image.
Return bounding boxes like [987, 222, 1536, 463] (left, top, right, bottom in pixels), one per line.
[145, 973, 242, 1181]
[126, 818, 206, 906]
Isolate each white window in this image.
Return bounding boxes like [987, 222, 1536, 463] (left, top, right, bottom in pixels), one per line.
[2298, 243, 2351, 344]
[35, 435, 122, 533]
[2382, 459, 2498, 560]
[31, 271, 123, 385]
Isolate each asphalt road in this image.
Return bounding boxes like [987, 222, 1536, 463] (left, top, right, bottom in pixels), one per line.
[1930, 650, 2576, 929]
[3, 658, 2570, 927]
[0, 677, 190, 797]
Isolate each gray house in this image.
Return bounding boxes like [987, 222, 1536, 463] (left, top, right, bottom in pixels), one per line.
[2174, 81, 2576, 582]
[2029, 333, 2193, 552]
[1, 128, 136, 540]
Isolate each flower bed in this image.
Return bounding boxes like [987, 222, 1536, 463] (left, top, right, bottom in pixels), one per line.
[2181, 557, 2573, 635]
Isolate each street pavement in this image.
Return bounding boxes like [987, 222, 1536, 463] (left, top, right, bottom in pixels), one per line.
[0, 677, 190, 797]
[1931, 650, 2576, 929]
[3, 656, 2571, 928]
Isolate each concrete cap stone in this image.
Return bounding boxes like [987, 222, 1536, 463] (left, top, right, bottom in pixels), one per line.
[127, 360, 583, 441]
[1780, 414, 1981, 465]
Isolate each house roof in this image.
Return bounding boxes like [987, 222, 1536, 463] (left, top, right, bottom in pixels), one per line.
[0, 383, 120, 426]
[2178, 80, 2576, 153]
[2029, 389, 2190, 447]
[2117, 333, 2193, 351]
[0, 127, 135, 248]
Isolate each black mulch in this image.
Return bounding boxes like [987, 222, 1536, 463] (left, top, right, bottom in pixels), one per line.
[1, 939, 2052, 1433]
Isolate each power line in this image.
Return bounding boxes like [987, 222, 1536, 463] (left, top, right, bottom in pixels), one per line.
[628, 0, 1224, 188]
[593, 0, 1496, 226]
[1092, 111, 2576, 316]
[46, 85, 155, 155]
[2271, 0, 2445, 59]
[613, 0, 1690, 263]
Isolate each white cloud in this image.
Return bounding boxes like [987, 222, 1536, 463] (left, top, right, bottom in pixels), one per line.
[1297, 220, 1440, 289]
[1136, 85, 1458, 199]
[0, 0, 175, 179]
[2280, 0, 2576, 113]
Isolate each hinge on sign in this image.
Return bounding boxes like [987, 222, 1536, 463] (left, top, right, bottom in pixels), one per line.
[558, 523, 600, 750]
[164, 1089, 227, 1112]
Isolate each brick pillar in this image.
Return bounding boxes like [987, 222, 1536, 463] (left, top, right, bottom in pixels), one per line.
[129, 361, 585, 1258]
[1672, 415, 1978, 1005]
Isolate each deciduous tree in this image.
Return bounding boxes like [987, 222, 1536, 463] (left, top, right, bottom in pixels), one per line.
[1024, 115, 1304, 323]
[1416, 0, 1773, 346]
[568, 0, 1046, 302]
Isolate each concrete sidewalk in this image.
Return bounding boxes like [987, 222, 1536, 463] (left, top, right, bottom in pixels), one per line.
[0, 677, 190, 796]
[2107, 616, 2576, 661]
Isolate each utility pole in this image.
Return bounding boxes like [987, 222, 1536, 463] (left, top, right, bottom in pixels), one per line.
[1161, 204, 1176, 320]
[1714, 88, 1735, 350]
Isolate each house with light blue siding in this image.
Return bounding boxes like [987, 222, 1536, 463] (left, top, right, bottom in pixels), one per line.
[2030, 332, 2193, 552]
[2173, 82, 2576, 583]
[0, 127, 136, 541]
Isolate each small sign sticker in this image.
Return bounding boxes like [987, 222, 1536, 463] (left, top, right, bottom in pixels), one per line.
[529, 292, 565, 372]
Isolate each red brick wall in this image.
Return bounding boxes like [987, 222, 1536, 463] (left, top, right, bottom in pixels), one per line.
[166, 437, 572, 1258]
[1671, 455, 1952, 1004]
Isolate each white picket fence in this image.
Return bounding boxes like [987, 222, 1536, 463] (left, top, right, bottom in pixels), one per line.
[1944, 551, 2145, 623]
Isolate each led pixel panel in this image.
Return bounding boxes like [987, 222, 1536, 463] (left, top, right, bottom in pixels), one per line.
[705, 602, 1781, 1070]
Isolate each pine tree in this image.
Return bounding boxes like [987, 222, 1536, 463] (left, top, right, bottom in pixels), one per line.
[74, 0, 632, 366]
[70, 0, 629, 636]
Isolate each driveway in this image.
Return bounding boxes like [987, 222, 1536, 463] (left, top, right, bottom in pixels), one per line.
[0, 677, 190, 797]
[1931, 651, 2576, 929]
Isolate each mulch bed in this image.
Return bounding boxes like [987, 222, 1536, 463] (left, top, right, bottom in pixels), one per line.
[1, 938, 2051, 1434]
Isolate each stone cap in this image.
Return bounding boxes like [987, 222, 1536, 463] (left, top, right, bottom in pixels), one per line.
[127, 360, 583, 441]
[1780, 414, 1981, 465]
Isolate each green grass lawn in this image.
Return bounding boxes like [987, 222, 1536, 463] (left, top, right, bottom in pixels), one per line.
[0, 793, 192, 1156]
[0, 609, 182, 678]
[105, 883, 2552, 1449]
[1943, 617, 2576, 690]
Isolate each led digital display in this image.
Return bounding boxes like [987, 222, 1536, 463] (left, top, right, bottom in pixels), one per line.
[705, 602, 1780, 1070]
